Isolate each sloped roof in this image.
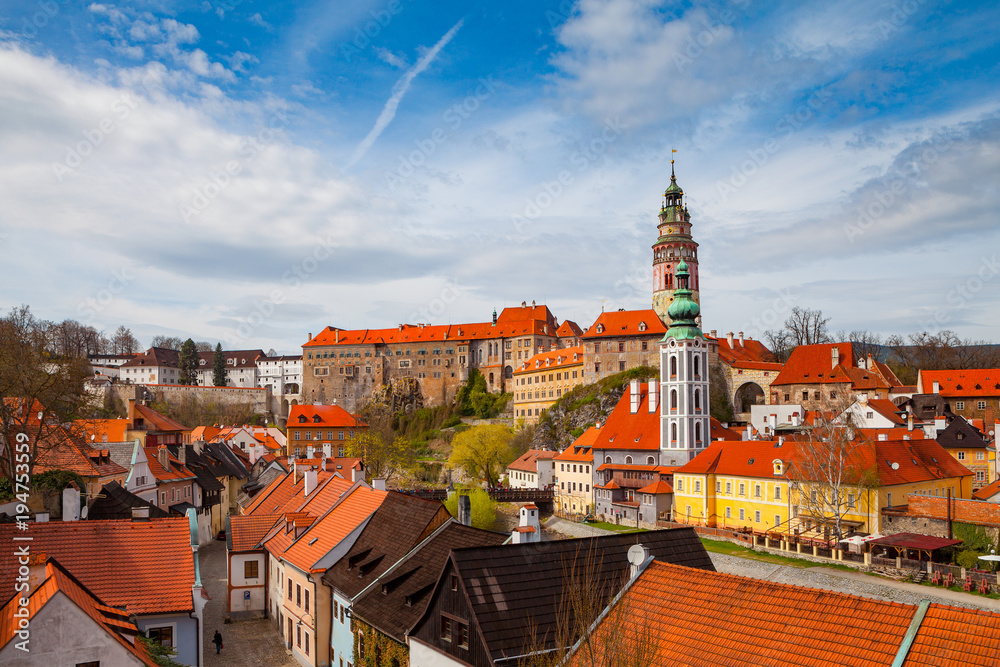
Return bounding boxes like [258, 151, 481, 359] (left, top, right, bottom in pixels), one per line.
[557, 320, 584, 338]
[514, 345, 583, 374]
[569, 560, 916, 667]
[710, 417, 741, 441]
[507, 449, 559, 473]
[771, 342, 856, 386]
[0, 559, 157, 666]
[229, 513, 282, 552]
[321, 492, 450, 598]
[581, 309, 666, 339]
[972, 478, 1000, 501]
[120, 347, 179, 368]
[496, 303, 556, 327]
[132, 403, 189, 433]
[920, 369, 1000, 397]
[555, 427, 600, 462]
[713, 336, 775, 364]
[195, 349, 264, 369]
[865, 399, 907, 425]
[430, 528, 714, 663]
[76, 418, 131, 442]
[591, 384, 660, 451]
[0, 518, 195, 614]
[637, 480, 673, 494]
[351, 521, 509, 643]
[34, 434, 129, 479]
[86, 481, 170, 521]
[287, 404, 363, 429]
[936, 416, 991, 450]
[143, 447, 196, 483]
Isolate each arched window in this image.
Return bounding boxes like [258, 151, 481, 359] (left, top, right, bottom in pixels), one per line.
[625, 456, 632, 465]
[605, 456, 612, 464]
[670, 356, 677, 377]
[671, 423, 677, 442]
[694, 389, 701, 411]
[667, 273, 673, 289]
[670, 390, 678, 410]
[694, 355, 700, 377]
[695, 422, 702, 443]
[647, 456, 655, 465]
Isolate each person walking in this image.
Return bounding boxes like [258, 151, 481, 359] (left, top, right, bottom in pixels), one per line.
[213, 630, 223, 654]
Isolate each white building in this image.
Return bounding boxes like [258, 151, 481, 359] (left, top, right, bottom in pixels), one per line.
[195, 349, 265, 387]
[119, 347, 180, 385]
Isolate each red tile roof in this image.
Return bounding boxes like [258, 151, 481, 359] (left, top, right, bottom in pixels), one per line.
[637, 480, 673, 494]
[555, 427, 601, 462]
[0, 518, 195, 614]
[710, 417, 741, 441]
[591, 384, 660, 451]
[868, 533, 962, 551]
[120, 347, 179, 369]
[906, 604, 1000, 665]
[712, 336, 776, 364]
[920, 369, 1000, 397]
[287, 404, 364, 429]
[496, 303, 556, 326]
[514, 345, 583, 374]
[556, 320, 583, 338]
[229, 513, 282, 552]
[507, 449, 559, 473]
[866, 399, 907, 424]
[143, 446, 196, 483]
[76, 418, 131, 442]
[34, 434, 129, 479]
[581, 309, 666, 339]
[242, 468, 336, 516]
[771, 342, 855, 386]
[972, 478, 1000, 500]
[0, 559, 157, 666]
[133, 403, 189, 432]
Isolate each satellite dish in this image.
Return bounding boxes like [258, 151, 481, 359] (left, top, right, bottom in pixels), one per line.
[627, 544, 649, 567]
[891, 462, 900, 470]
[80, 506, 88, 519]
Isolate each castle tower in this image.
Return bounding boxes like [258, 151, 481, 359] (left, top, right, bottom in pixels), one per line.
[652, 161, 700, 325]
[659, 260, 710, 466]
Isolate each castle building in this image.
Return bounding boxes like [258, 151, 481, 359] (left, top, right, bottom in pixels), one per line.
[652, 162, 700, 325]
[659, 260, 711, 466]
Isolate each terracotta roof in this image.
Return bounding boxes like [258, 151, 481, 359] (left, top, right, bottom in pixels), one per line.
[0, 559, 157, 666]
[120, 347, 179, 369]
[570, 560, 916, 667]
[581, 309, 666, 339]
[920, 369, 1000, 397]
[143, 446, 196, 483]
[76, 418, 131, 442]
[868, 533, 962, 551]
[514, 345, 583, 374]
[712, 336, 775, 364]
[591, 384, 660, 451]
[0, 518, 195, 614]
[321, 492, 450, 598]
[507, 449, 559, 473]
[34, 434, 129, 479]
[557, 320, 584, 337]
[196, 349, 264, 369]
[710, 417, 741, 441]
[350, 520, 508, 643]
[856, 427, 928, 441]
[972, 478, 1000, 500]
[133, 403, 189, 432]
[866, 399, 907, 425]
[287, 404, 364, 428]
[599, 480, 621, 489]
[496, 303, 556, 327]
[229, 513, 282, 552]
[555, 427, 600, 462]
[771, 342, 855, 386]
[637, 480, 673, 494]
[844, 366, 893, 391]
[906, 604, 1000, 665]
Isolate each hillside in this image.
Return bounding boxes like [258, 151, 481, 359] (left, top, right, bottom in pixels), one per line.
[531, 366, 658, 451]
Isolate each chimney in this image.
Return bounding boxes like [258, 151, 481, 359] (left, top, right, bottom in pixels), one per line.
[521, 301, 526, 308]
[738, 331, 744, 345]
[532, 300, 536, 307]
[351, 465, 363, 483]
[630, 379, 640, 413]
[336, 330, 340, 343]
[458, 494, 472, 526]
[710, 329, 717, 338]
[177, 444, 186, 466]
[648, 380, 658, 413]
[306, 445, 315, 459]
[131, 506, 150, 521]
[308, 332, 312, 340]
[726, 332, 734, 347]
[373, 478, 386, 491]
[322, 443, 332, 458]
[193, 440, 202, 455]
[62, 482, 80, 522]
[832, 346, 840, 369]
[304, 468, 318, 496]
[157, 445, 170, 472]
[321, 458, 327, 472]
[127, 398, 137, 423]
[778, 436, 785, 446]
[907, 413, 914, 431]
[932, 380, 940, 394]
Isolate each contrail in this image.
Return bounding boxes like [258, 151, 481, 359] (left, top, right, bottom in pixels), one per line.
[345, 19, 464, 168]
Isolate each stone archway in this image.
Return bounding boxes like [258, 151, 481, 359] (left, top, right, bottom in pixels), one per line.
[733, 381, 765, 413]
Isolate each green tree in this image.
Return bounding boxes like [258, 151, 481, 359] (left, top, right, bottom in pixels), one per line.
[455, 369, 509, 418]
[212, 343, 227, 387]
[444, 488, 499, 530]
[178, 338, 198, 385]
[345, 403, 414, 482]
[139, 634, 186, 667]
[448, 424, 516, 487]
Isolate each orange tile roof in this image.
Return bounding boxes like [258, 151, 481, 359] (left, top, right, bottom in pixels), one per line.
[34, 434, 129, 479]
[591, 384, 660, 451]
[865, 399, 907, 424]
[287, 404, 364, 428]
[556, 320, 583, 337]
[514, 345, 583, 374]
[143, 446, 196, 482]
[712, 336, 776, 364]
[507, 449, 559, 473]
[0, 559, 157, 666]
[581, 309, 666, 339]
[76, 418, 131, 442]
[242, 468, 339, 516]
[496, 303, 555, 326]
[555, 427, 600, 462]
[0, 518, 195, 614]
[920, 369, 1000, 397]
[133, 403, 189, 432]
[637, 480, 673, 494]
[972, 478, 1000, 500]
[771, 342, 855, 386]
[571, 560, 916, 667]
[856, 427, 928, 441]
[710, 417, 741, 441]
[905, 604, 1000, 665]
[229, 513, 282, 552]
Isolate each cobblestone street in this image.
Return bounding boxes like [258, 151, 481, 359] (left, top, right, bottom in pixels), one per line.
[200, 539, 297, 667]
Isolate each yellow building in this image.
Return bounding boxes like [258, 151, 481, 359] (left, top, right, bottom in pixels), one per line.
[933, 416, 996, 488]
[512, 345, 584, 422]
[673, 436, 973, 538]
[553, 426, 599, 517]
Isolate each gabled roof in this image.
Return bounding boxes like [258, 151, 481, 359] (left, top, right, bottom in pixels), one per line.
[0, 559, 157, 666]
[771, 342, 855, 386]
[555, 427, 600, 462]
[321, 492, 450, 598]
[637, 480, 673, 494]
[591, 385, 660, 451]
[132, 403, 189, 433]
[935, 415, 991, 450]
[506, 449, 559, 473]
[34, 434, 129, 479]
[496, 303, 556, 327]
[920, 369, 1000, 397]
[421, 528, 714, 663]
[972, 478, 1000, 501]
[143, 446, 196, 483]
[514, 345, 584, 374]
[0, 518, 195, 614]
[351, 520, 509, 643]
[287, 404, 363, 429]
[569, 559, 958, 667]
[710, 417, 741, 441]
[712, 336, 775, 364]
[86, 481, 170, 521]
[76, 418, 131, 443]
[581, 309, 666, 339]
[860, 399, 907, 425]
[556, 320, 584, 338]
[120, 347, 179, 368]
[229, 513, 282, 552]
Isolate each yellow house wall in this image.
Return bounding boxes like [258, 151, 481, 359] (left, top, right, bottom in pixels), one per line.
[512, 362, 584, 423]
[280, 562, 328, 666]
[554, 460, 594, 515]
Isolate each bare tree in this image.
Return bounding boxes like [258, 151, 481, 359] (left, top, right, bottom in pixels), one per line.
[886, 330, 1000, 385]
[150, 335, 184, 350]
[111, 325, 140, 355]
[783, 307, 831, 346]
[838, 330, 884, 364]
[194, 341, 214, 352]
[763, 329, 793, 363]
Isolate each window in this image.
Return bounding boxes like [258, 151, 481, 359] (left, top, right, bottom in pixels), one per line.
[296, 584, 301, 607]
[305, 589, 310, 614]
[305, 631, 310, 656]
[440, 616, 453, 642]
[147, 626, 174, 648]
[244, 560, 258, 579]
[774, 514, 781, 528]
[725, 507, 731, 518]
[334, 599, 339, 620]
[887, 492, 892, 506]
[977, 451, 985, 461]
[694, 480, 701, 493]
[76, 663, 101, 667]
[978, 401, 987, 410]
[774, 486, 781, 501]
[977, 470, 986, 481]
[739, 482, 745, 497]
[716, 480, 722, 493]
[956, 401, 965, 410]
[847, 493, 855, 509]
[677, 479, 683, 492]
[958, 451, 966, 460]
[754, 484, 761, 499]
[457, 621, 469, 649]
[739, 508, 745, 520]
[726, 481, 732, 494]
[802, 391, 808, 401]
[754, 511, 761, 523]
[451, 574, 459, 591]
[357, 631, 364, 659]
[287, 578, 292, 600]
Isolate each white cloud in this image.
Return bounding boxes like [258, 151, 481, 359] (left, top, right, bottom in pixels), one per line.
[375, 47, 409, 69]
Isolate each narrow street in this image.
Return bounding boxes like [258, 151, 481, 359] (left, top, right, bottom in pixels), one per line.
[199, 539, 298, 667]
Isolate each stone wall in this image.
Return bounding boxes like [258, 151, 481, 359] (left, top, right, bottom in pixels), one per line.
[113, 383, 271, 413]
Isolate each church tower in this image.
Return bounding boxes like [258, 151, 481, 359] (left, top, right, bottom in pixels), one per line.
[652, 161, 700, 325]
[659, 260, 710, 466]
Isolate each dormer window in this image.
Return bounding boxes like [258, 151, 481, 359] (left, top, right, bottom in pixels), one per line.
[313, 415, 321, 423]
[638, 321, 647, 332]
[596, 324, 604, 334]
[773, 459, 784, 475]
[298, 415, 307, 423]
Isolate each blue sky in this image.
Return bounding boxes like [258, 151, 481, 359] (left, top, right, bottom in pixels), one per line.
[1, 0, 998, 354]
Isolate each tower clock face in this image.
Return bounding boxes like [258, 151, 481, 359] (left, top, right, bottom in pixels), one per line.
[667, 228, 674, 234]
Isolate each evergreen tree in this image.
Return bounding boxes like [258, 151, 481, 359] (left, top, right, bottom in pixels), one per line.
[212, 343, 227, 386]
[178, 338, 198, 385]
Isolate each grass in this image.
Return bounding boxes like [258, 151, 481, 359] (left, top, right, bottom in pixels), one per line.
[919, 580, 1000, 600]
[583, 520, 648, 534]
[699, 538, 858, 572]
